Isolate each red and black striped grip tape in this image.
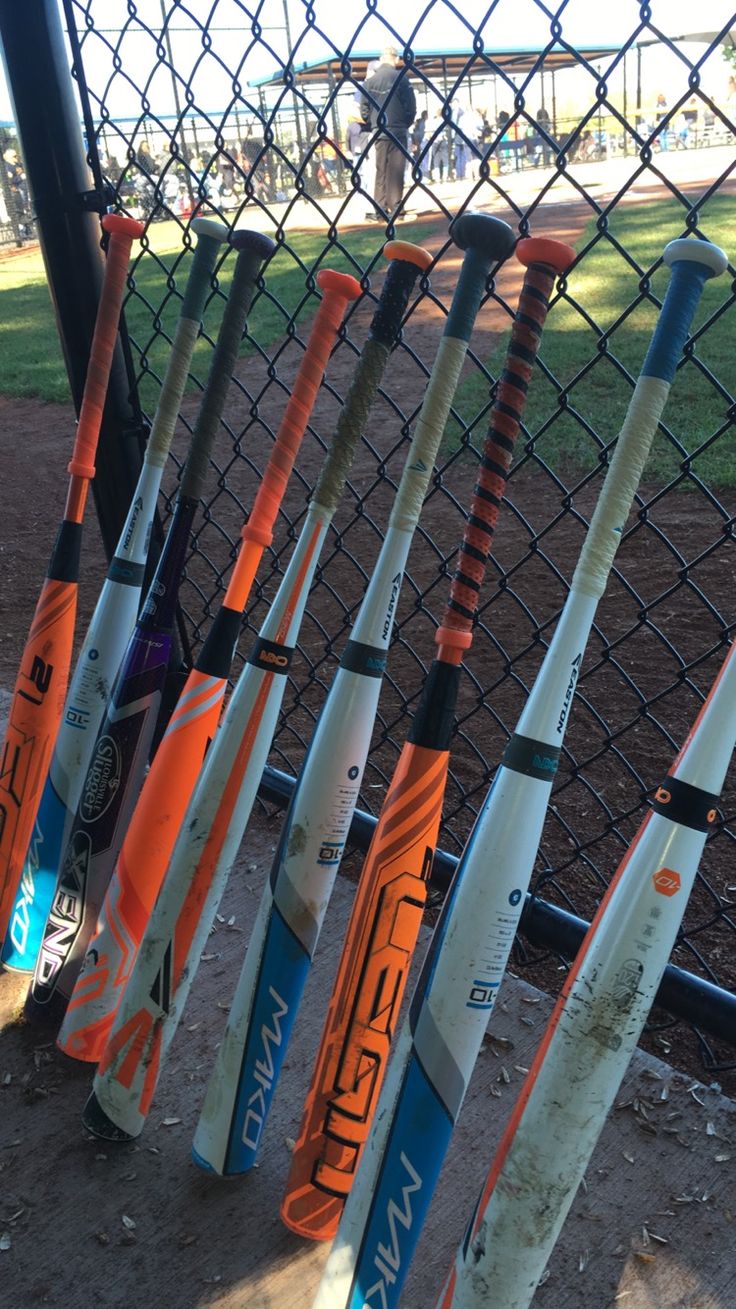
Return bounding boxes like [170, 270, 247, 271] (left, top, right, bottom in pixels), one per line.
[438, 240, 575, 654]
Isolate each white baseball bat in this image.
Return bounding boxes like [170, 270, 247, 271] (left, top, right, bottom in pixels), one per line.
[441, 631, 736, 1308]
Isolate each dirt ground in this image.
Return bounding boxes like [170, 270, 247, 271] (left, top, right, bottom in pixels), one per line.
[0, 824, 734, 1309]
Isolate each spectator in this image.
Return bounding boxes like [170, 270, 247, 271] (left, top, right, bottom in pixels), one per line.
[458, 103, 484, 179]
[495, 110, 512, 171]
[655, 92, 669, 151]
[3, 147, 32, 237]
[536, 106, 553, 166]
[411, 109, 428, 162]
[346, 110, 375, 217]
[427, 113, 449, 182]
[136, 139, 157, 175]
[681, 95, 699, 146]
[360, 45, 416, 219]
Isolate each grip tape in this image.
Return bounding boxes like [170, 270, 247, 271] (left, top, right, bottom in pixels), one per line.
[68, 222, 142, 480]
[179, 241, 270, 501]
[441, 262, 557, 643]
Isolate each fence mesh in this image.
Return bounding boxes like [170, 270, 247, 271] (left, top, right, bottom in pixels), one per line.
[7, 0, 736, 1081]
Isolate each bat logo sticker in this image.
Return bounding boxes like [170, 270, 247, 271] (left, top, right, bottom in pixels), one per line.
[80, 736, 122, 823]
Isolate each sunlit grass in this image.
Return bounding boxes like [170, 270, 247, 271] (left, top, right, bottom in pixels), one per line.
[447, 194, 735, 488]
[0, 217, 440, 408]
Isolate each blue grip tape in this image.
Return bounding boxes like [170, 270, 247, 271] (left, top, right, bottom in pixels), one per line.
[642, 259, 712, 383]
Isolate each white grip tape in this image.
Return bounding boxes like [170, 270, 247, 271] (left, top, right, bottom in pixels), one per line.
[144, 316, 201, 467]
[572, 374, 669, 599]
[389, 336, 469, 533]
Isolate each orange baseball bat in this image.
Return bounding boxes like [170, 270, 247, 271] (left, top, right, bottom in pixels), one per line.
[0, 213, 144, 940]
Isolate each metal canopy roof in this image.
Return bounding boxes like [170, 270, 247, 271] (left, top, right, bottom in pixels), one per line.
[249, 45, 623, 89]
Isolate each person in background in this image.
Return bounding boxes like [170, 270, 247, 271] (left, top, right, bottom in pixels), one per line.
[136, 139, 157, 176]
[411, 109, 428, 163]
[459, 102, 484, 179]
[680, 95, 700, 146]
[346, 109, 375, 216]
[536, 105, 553, 166]
[655, 92, 669, 151]
[495, 109, 512, 171]
[360, 45, 416, 219]
[3, 146, 32, 237]
[428, 111, 449, 182]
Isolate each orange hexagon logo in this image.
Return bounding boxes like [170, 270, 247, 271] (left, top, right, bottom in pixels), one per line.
[653, 868, 681, 897]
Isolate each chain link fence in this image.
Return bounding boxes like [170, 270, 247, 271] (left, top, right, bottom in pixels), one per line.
[5, 1, 736, 1081]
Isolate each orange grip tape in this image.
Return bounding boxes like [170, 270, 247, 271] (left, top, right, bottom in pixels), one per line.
[243, 270, 360, 542]
[68, 215, 144, 480]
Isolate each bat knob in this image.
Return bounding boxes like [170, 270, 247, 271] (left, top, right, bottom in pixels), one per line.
[663, 238, 728, 278]
[101, 214, 145, 240]
[316, 268, 363, 301]
[230, 229, 277, 260]
[82, 1090, 136, 1142]
[383, 240, 433, 271]
[516, 237, 576, 274]
[189, 216, 230, 244]
[450, 211, 516, 262]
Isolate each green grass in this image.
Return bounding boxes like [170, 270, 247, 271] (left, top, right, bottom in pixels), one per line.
[447, 195, 735, 487]
[0, 217, 440, 409]
[2, 201, 733, 487]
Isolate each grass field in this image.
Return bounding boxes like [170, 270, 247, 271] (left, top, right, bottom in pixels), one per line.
[0, 216, 440, 410]
[0, 199, 733, 485]
[448, 194, 735, 487]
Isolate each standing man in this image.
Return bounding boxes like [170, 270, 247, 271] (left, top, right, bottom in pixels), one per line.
[360, 46, 416, 219]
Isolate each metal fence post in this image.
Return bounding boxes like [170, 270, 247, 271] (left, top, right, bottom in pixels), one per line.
[0, 0, 146, 561]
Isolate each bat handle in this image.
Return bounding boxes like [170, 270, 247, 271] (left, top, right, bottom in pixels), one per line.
[144, 217, 230, 469]
[312, 241, 433, 515]
[67, 214, 144, 480]
[368, 240, 432, 348]
[242, 267, 362, 548]
[388, 212, 517, 532]
[572, 237, 728, 599]
[178, 229, 276, 501]
[437, 236, 577, 659]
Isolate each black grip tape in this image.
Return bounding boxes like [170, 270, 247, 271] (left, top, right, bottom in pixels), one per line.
[370, 259, 423, 347]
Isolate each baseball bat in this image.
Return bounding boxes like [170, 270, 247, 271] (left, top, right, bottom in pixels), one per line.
[79, 259, 368, 1139]
[190, 212, 517, 1177]
[441, 636, 736, 1309]
[56, 255, 360, 1062]
[1, 216, 228, 972]
[23, 226, 271, 1025]
[312, 236, 729, 1309]
[0, 213, 144, 944]
[280, 236, 577, 1242]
